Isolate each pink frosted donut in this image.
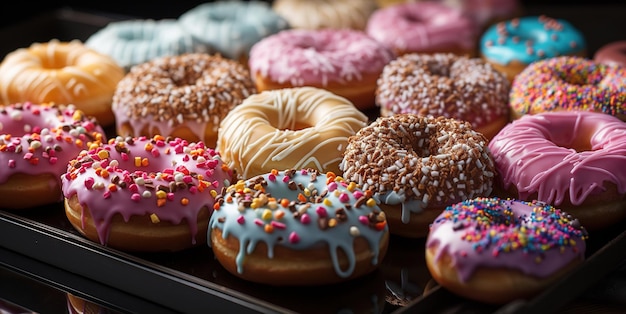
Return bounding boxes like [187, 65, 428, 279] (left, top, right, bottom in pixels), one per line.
[0, 102, 106, 209]
[426, 197, 587, 304]
[365, 2, 478, 57]
[439, 0, 521, 30]
[594, 40, 626, 67]
[61, 135, 235, 252]
[248, 28, 395, 111]
[488, 111, 626, 230]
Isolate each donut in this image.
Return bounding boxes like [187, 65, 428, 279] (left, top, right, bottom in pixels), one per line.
[209, 168, 389, 286]
[112, 53, 257, 148]
[426, 197, 588, 304]
[85, 19, 210, 71]
[66, 293, 110, 314]
[248, 28, 394, 111]
[0, 39, 124, 126]
[488, 111, 626, 231]
[594, 40, 626, 67]
[438, 0, 522, 31]
[509, 56, 626, 121]
[61, 135, 235, 252]
[365, 2, 478, 57]
[178, 0, 289, 65]
[272, 0, 378, 30]
[216, 86, 368, 180]
[480, 15, 587, 82]
[0, 102, 105, 210]
[375, 53, 511, 140]
[340, 113, 496, 238]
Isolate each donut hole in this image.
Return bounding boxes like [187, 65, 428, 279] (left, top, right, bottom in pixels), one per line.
[401, 12, 422, 24]
[545, 122, 593, 153]
[278, 120, 312, 131]
[40, 53, 68, 69]
[554, 60, 601, 86]
[557, 72, 589, 86]
[207, 10, 236, 22]
[168, 66, 204, 87]
[425, 61, 451, 78]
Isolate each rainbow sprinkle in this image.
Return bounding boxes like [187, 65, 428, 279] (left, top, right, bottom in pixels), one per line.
[432, 197, 588, 256]
[510, 56, 626, 117]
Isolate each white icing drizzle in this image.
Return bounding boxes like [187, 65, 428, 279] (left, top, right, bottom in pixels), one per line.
[272, 0, 378, 30]
[216, 87, 368, 179]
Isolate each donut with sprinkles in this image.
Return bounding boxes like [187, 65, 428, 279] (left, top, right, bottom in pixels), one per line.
[340, 113, 496, 238]
[61, 135, 234, 252]
[480, 15, 586, 82]
[426, 197, 588, 304]
[509, 56, 626, 120]
[375, 53, 511, 140]
[0, 102, 105, 209]
[112, 53, 257, 148]
[209, 168, 389, 286]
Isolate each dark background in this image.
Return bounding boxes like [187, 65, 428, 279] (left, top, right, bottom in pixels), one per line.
[0, 1, 619, 27]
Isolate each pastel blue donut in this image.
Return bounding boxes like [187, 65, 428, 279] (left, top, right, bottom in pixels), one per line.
[178, 0, 290, 61]
[480, 15, 586, 66]
[85, 19, 210, 70]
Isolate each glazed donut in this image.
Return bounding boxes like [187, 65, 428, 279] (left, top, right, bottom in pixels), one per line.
[488, 111, 626, 230]
[0, 39, 124, 126]
[112, 53, 257, 148]
[376, 53, 511, 140]
[0, 102, 105, 209]
[480, 15, 587, 82]
[216, 87, 368, 180]
[209, 168, 389, 286]
[365, 2, 478, 57]
[85, 19, 210, 71]
[272, 0, 378, 30]
[178, 0, 289, 64]
[61, 135, 234, 252]
[340, 113, 496, 238]
[248, 28, 394, 111]
[426, 197, 588, 304]
[509, 56, 626, 121]
[594, 40, 626, 67]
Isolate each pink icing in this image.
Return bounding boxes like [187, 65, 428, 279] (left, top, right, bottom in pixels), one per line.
[248, 28, 395, 86]
[440, 0, 520, 29]
[427, 197, 586, 282]
[61, 136, 233, 246]
[0, 102, 105, 187]
[488, 111, 626, 206]
[365, 1, 477, 53]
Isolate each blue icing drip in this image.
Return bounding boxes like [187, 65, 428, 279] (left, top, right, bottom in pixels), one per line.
[480, 16, 586, 65]
[376, 191, 428, 223]
[209, 169, 388, 279]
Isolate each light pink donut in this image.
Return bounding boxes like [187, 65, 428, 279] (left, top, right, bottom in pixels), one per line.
[439, 0, 521, 29]
[365, 1, 478, 56]
[248, 28, 395, 110]
[61, 135, 235, 252]
[488, 111, 626, 230]
[0, 102, 106, 209]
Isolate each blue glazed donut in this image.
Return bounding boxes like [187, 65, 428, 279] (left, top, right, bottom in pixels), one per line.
[85, 19, 209, 70]
[178, 0, 289, 63]
[479, 15, 586, 81]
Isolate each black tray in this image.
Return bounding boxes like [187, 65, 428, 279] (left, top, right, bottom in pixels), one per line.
[0, 6, 626, 314]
